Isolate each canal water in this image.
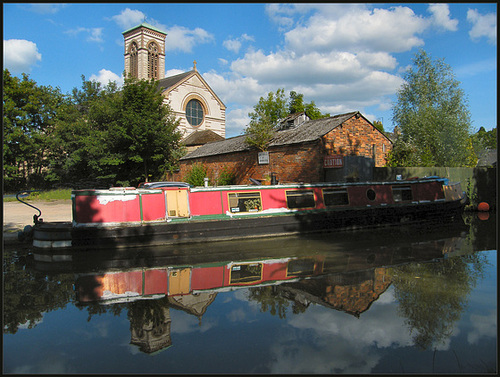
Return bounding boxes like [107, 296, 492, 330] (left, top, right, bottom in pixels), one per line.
[3, 214, 497, 374]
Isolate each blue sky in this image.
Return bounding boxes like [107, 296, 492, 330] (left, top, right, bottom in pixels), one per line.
[3, 3, 497, 137]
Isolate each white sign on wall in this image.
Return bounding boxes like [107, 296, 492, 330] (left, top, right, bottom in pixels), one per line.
[258, 151, 269, 165]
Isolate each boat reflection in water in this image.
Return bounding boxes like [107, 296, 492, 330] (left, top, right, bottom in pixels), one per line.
[33, 222, 468, 355]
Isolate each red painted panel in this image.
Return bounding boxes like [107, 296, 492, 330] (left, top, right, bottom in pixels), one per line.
[143, 269, 168, 295]
[191, 266, 225, 290]
[260, 188, 287, 210]
[74, 194, 141, 223]
[414, 181, 445, 201]
[189, 191, 223, 216]
[262, 261, 289, 281]
[141, 192, 166, 221]
[347, 185, 393, 206]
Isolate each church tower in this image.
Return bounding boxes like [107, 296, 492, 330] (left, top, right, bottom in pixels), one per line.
[123, 23, 167, 80]
[122, 23, 226, 139]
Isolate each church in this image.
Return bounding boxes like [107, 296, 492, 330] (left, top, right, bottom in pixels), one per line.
[122, 23, 226, 139]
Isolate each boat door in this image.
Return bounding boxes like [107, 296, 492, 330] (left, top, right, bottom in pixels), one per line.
[168, 268, 191, 295]
[165, 189, 189, 218]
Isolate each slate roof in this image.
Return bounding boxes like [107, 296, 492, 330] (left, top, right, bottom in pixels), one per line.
[157, 71, 194, 92]
[477, 148, 497, 167]
[182, 130, 225, 146]
[181, 111, 363, 160]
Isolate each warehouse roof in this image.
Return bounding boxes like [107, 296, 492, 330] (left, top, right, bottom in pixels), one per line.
[181, 111, 371, 160]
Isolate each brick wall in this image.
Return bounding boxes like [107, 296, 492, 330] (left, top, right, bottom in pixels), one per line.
[323, 116, 392, 167]
[177, 115, 392, 185]
[178, 141, 323, 184]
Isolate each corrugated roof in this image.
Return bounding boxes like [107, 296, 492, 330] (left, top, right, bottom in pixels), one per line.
[181, 111, 360, 160]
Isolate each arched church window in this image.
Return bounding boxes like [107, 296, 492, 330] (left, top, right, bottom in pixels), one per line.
[186, 99, 204, 126]
[148, 42, 159, 80]
[129, 42, 138, 78]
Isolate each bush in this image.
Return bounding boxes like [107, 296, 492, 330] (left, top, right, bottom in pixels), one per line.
[185, 163, 209, 187]
[216, 167, 235, 186]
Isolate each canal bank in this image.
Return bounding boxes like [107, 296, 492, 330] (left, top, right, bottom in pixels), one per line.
[3, 200, 72, 244]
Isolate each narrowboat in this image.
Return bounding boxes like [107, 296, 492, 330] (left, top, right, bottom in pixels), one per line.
[69, 227, 462, 304]
[29, 176, 466, 252]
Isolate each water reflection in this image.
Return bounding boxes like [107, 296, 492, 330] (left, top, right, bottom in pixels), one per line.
[4, 216, 491, 358]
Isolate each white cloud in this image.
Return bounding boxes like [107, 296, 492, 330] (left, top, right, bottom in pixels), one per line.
[27, 4, 67, 14]
[284, 6, 428, 54]
[467, 310, 497, 344]
[223, 34, 256, 54]
[164, 25, 214, 53]
[427, 3, 458, 31]
[3, 39, 42, 73]
[455, 58, 497, 78]
[89, 69, 123, 87]
[223, 39, 242, 54]
[65, 27, 104, 43]
[467, 9, 497, 45]
[111, 8, 146, 30]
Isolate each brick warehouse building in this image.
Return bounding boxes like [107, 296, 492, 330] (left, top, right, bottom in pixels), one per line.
[177, 111, 392, 185]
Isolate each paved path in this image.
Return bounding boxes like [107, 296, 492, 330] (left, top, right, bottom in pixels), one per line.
[3, 199, 72, 232]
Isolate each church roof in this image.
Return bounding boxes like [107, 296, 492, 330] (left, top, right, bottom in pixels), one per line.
[122, 22, 167, 35]
[158, 68, 226, 110]
[181, 111, 368, 160]
[182, 130, 225, 146]
[157, 71, 195, 91]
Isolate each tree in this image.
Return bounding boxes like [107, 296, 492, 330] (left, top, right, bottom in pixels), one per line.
[3, 69, 66, 191]
[245, 88, 288, 151]
[289, 90, 329, 119]
[51, 76, 184, 187]
[390, 50, 476, 167]
[372, 120, 384, 133]
[245, 89, 329, 151]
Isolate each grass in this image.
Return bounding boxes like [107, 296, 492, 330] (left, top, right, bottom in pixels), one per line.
[3, 189, 72, 202]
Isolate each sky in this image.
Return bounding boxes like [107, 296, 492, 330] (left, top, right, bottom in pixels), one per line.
[3, 3, 497, 137]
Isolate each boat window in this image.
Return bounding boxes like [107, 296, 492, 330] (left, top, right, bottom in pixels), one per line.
[228, 192, 262, 213]
[286, 190, 316, 209]
[366, 188, 376, 201]
[287, 258, 316, 277]
[230, 263, 262, 284]
[323, 188, 349, 206]
[392, 185, 413, 202]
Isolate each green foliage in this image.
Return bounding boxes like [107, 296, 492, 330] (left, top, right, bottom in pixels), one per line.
[216, 166, 235, 186]
[372, 120, 384, 133]
[185, 162, 209, 186]
[288, 90, 329, 119]
[3, 69, 67, 191]
[4, 71, 184, 190]
[390, 253, 487, 349]
[245, 89, 329, 151]
[244, 198, 262, 211]
[471, 126, 497, 156]
[390, 50, 476, 167]
[245, 89, 288, 151]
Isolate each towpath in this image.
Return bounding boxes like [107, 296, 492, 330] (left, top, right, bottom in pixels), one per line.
[3, 200, 72, 244]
